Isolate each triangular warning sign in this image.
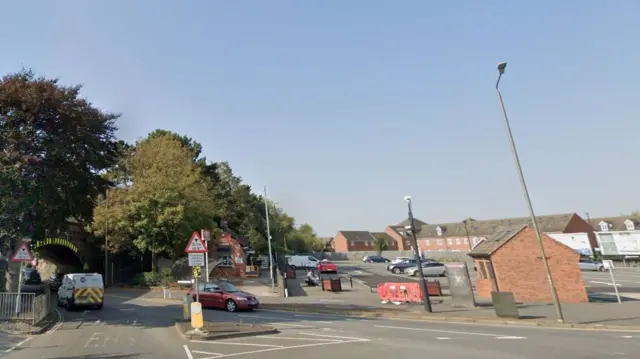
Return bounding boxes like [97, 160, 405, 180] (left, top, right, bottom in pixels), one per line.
[185, 231, 207, 253]
[11, 244, 33, 262]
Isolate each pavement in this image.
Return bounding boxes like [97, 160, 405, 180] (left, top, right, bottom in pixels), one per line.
[1, 290, 639, 358]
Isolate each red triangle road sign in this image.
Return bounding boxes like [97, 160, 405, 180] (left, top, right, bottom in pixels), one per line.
[11, 243, 33, 262]
[185, 231, 208, 253]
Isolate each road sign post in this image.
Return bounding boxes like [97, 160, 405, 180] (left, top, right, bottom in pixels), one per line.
[201, 229, 211, 282]
[11, 243, 34, 314]
[185, 232, 207, 307]
[603, 260, 621, 303]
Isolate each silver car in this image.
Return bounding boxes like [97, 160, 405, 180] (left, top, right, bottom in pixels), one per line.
[579, 258, 606, 272]
[406, 261, 447, 277]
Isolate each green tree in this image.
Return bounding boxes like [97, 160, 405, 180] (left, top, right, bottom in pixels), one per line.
[1, 69, 119, 290]
[373, 234, 390, 255]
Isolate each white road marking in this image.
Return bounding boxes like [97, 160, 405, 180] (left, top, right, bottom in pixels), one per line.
[316, 321, 333, 324]
[260, 336, 340, 342]
[496, 336, 526, 339]
[436, 337, 451, 340]
[190, 341, 283, 348]
[192, 350, 223, 356]
[374, 325, 523, 338]
[589, 281, 622, 287]
[84, 332, 103, 348]
[1, 337, 33, 356]
[200, 339, 369, 359]
[298, 332, 370, 341]
[45, 308, 65, 336]
[183, 344, 194, 359]
[238, 314, 296, 321]
[621, 335, 633, 338]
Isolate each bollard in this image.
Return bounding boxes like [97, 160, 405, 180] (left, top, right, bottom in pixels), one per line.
[349, 275, 353, 288]
[320, 276, 325, 291]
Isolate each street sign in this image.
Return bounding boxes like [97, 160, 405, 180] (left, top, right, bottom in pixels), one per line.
[192, 266, 201, 277]
[188, 253, 205, 267]
[185, 232, 207, 253]
[202, 229, 211, 242]
[11, 244, 33, 262]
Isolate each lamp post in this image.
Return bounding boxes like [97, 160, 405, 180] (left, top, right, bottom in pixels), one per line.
[495, 62, 564, 322]
[404, 196, 432, 313]
[263, 186, 275, 292]
[104, 189, 109, 286]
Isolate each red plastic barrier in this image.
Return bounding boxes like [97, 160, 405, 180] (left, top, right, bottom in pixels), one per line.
[377, 281, 441, 303]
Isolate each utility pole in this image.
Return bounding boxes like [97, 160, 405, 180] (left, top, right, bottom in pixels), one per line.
[405, 196, 432, 312]
[263, 186, 275, 292]
[495, 62, 564, 322]
[104, 189, 109, 286]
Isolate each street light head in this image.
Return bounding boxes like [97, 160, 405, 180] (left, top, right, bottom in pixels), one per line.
[497, 62, 507, 74]
[404, 196, 412, 203]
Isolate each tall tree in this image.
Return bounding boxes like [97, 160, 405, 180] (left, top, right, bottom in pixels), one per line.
[1, 70, 119, 290]
[373, 234, 390, 255]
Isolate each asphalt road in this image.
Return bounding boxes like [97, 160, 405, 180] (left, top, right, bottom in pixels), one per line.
[4, 290, 640, 359]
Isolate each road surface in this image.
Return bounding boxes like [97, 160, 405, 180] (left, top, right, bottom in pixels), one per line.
[2, 291, 639, 359]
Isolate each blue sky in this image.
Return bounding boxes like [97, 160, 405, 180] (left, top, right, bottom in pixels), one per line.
[2, 1, 639, 236]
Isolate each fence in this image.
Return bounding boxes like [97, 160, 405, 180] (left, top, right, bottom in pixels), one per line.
[0, 290, 50, 325]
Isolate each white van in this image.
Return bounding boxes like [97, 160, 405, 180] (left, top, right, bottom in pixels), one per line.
[57, 273, 104, 310]
[286, 255, 319, 269]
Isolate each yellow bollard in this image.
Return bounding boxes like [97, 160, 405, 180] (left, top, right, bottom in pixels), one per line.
[183, 295, 192, 320]
[190, 301, 204, 330]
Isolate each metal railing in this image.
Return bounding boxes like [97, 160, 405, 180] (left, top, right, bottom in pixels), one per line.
[0, 290, 50, 325]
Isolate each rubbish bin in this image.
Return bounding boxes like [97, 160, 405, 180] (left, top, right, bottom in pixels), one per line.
[322, 278, 342, 292]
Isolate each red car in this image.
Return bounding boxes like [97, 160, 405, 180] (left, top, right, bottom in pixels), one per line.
[317, 260, 338, 273]
[188, 281, 259, 312]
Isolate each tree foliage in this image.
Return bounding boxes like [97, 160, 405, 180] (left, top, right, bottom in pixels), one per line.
[0, 70, 119, 289]
[373, 234, 390, 255]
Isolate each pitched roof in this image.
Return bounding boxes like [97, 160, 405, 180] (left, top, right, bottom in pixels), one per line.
[467, 225, 528, 257]
[337, 231, 376, 243]
[590, 216, 640, 231]
[318, 237, 334, 245]
[396, 218, 428, 228]
[417, 213, 576, 238]
[371, 232, 396, 244]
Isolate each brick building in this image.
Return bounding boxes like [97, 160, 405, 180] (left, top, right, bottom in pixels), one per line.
[383, 218, 429, 251]
[468, 225, 588, 303]
[333, 231, 398, 252]
[212, 233, 248, 278]
[416, 213, 597, 253]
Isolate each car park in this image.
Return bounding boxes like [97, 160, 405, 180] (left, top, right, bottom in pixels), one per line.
[405, 261, 447, 277]
[579, 258, 607, 271]
[386, 259, 418, 274]
[317, 259, 338, 273]
[362, 255, 390, 263]
[188, 281, 259, 312]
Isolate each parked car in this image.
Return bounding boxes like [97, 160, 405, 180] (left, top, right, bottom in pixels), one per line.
[317, 259, 338, 273]
[405, 261, 447, 277]
[49, 273, 65, 292]
[391, 257, 413, 264]
[579, 258, 607, 272]
[286, 255, 319, 269]
[386, 259, 418, 274]
[362, 255, 390, 263]
[188, 281, 259, 312]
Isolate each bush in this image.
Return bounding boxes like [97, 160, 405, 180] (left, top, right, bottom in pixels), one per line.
[140, 268, 174, 287]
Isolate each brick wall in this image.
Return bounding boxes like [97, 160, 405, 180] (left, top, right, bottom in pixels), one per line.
[475, 227, 588, 303]
[384, 227, 411, 250]
[333, 232, 350, 252]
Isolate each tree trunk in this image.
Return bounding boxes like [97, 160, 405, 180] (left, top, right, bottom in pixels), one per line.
[151, 252, 157, 273]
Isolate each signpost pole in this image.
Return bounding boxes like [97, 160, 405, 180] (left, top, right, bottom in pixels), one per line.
[604, 260, 621, 304]
[15, 262, 24, 314]
[202, 229, 210, 283]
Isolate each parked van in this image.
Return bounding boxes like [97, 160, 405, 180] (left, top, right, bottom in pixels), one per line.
[57, 273, 104, 310]
[286, 255, 319, 269]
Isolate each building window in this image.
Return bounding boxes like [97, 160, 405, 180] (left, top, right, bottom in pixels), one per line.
[436, 226, 443, 236]
[219, 255, 233, 268]
[425, 240, 431, 246]
[436, 239, 443, 246]
[455, 238, 461, 245]
[599, 221, 610, 232]
[464, 238, 469, 244]
[366, 241, 372, 247]
[479, 261, 488, 279]
[404, 240, 410, 247]
[447, 238, 453, 246]
[625, 220, 635, 231]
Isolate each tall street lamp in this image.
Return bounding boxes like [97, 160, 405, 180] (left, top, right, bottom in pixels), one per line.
[404, 196, 432, 313]
[495, 62, 564, 322]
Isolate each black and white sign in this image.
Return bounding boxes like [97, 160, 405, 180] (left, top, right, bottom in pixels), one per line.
[188, 253, 205, 267]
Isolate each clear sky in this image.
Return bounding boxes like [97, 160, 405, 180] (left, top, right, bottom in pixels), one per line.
[2, 1, 638, 236]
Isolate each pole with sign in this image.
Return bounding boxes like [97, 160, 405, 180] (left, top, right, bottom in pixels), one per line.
[185, 231, 207, 307]
[201, 229, 211, 282]
[603, 260, 621, 303]
[11, 242, 34, 314]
